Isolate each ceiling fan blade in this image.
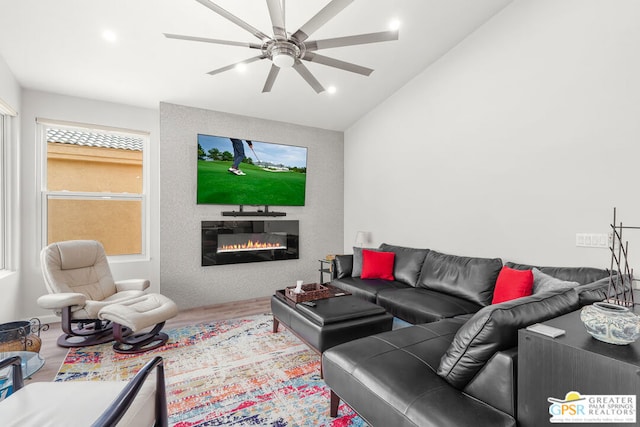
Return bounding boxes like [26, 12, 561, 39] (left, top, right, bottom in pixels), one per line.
[207, 55, 265, 76]
[266, 0, 286, 39]
[292, 0, 354, 42]
[194, 0, 270, 42]
[302, 52, 373, 76]
[305, 30, 399, 51]
[293, 60, 325, 93]
[262, 64, 280, 93]
[163, 33, 262, 49]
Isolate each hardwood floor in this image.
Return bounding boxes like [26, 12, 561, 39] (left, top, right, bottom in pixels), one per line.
[27, 296, 271, 383]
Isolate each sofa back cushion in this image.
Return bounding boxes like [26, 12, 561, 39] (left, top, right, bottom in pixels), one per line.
[437, 287, 580, 389]
[576, 274, 632, 306]
[417, 250, 502, 306]
[379, 243, 429, 287]
[505, 262, 610, 285]
[576, 276, 609, 306]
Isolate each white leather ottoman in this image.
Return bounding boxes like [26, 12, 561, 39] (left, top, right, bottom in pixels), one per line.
[99, 293, 178, 354]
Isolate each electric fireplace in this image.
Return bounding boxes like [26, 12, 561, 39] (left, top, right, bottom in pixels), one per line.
[202, 220, 299, 266]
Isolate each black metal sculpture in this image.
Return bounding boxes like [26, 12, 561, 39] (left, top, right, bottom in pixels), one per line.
[607, 207, 636, 306]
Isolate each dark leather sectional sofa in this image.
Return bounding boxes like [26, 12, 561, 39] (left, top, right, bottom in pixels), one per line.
[322, 243, 612, 427]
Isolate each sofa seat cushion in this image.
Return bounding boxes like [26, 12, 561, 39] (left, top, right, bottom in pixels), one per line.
[331, 276, 412, 303]
[377, 288, 482, 324]
[322, 321, 515, 427]
[418, 250, 502, 306]
[437, 287, 580, 389]
[505, 262, 610, 285]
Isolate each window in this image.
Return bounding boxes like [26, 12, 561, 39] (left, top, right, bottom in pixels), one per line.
[39, 120, 148, 257]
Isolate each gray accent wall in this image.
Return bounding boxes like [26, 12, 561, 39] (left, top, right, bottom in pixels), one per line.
[160, 102, 344, 309]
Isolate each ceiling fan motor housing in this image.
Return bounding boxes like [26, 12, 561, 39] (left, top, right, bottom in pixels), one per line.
[268, 40, 301, 68]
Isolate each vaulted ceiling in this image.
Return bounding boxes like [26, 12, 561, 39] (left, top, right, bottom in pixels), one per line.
[0, 0, 512, 130]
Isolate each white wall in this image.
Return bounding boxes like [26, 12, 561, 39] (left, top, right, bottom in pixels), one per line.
[160, 102, 344, 309]
[345, 0, 640, 271]
[0, 54, 21, 322]
[18, 90, 161, 321]
[0, 55, 19, 111]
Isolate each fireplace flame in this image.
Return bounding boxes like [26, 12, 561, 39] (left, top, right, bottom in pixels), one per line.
[219, 239, 285, 252]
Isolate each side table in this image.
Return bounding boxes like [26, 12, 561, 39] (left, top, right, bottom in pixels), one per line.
[318, 259, 332, 284]
[518, 308, 640, 426]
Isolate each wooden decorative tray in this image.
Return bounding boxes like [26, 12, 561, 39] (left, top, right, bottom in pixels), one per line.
[285, 283, 331, 303]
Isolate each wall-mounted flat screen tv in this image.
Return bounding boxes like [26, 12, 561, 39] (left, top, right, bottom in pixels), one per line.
[197, 134, 307, 206]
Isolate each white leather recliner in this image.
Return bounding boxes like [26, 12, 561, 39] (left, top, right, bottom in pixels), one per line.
[38, 240, 150, 347]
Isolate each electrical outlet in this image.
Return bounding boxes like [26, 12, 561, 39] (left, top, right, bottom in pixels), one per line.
[598, 234, 607, 247]
[576, 233, 610, 248]
[597, 233, 609, 248]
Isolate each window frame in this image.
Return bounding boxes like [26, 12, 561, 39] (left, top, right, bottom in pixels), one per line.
[0, 98, 18, 273]
[37, 118, 150, 261]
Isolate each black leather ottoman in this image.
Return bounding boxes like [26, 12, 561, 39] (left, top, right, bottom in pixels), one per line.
[270, 293, 393, 364]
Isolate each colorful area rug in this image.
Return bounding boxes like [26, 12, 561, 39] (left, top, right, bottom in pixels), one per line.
[55, 313, 366, 426]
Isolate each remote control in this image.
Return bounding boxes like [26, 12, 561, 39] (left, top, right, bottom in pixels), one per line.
[300, 301, 316, 307]
[526, 323, 565, 338]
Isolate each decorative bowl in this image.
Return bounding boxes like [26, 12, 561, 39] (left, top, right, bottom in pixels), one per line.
[580, 302, 640, 345]
[0, 321, 42, 353]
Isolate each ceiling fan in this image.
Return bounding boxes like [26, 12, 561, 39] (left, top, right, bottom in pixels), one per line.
[164, 0, 399, 93]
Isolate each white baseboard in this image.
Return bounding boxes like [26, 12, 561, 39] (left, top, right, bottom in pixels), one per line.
[29, 314, 59, 325]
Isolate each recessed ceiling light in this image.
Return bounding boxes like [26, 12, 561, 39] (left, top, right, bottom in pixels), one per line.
[327, 86, 337, 95]
[102, 30, 118, 43]
[389, 19, 401, 31]
[235, 63, 247, 73]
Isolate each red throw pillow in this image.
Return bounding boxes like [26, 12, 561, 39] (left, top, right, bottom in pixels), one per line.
[491, 266, 533, 304]
[361, 249, 395, 280]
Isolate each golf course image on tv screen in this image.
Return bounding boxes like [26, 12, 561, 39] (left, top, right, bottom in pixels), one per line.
[197, 134, 307, 206]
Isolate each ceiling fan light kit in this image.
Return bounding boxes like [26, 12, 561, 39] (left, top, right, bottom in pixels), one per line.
[165, 0, 399, 93]
[268, 40, 300, 68]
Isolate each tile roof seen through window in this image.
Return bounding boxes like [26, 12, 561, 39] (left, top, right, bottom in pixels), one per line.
[47, 128, 143, 151]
